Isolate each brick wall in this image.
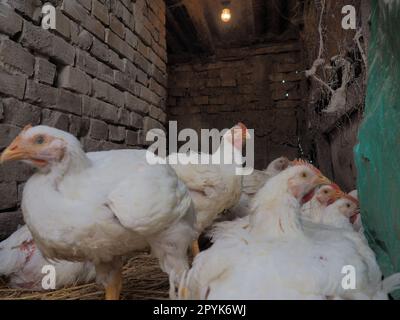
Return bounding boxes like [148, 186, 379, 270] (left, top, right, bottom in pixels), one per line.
[0, 0, 167, 240]
[168, 42, 308, 170]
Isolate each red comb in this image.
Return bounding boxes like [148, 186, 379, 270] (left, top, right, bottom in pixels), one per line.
[237, 122, 247, 131]
[330, 183, 343, 193]
[291, 159, 323, 175]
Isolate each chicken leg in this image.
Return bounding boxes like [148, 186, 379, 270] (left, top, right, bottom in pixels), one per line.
[96, 259, 123, 300]
[191, 240, 200, 257]
[105, 269, 122, 300]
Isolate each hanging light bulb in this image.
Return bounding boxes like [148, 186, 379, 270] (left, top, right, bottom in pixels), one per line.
[221, 2, 231, 23]
[221, 8, 231, 22]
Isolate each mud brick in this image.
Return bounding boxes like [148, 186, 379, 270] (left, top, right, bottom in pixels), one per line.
[35, 57, 56, 85]
[58, 66, 92, 95]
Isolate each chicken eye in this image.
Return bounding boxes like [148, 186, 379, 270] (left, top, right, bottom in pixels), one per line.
[301, 172, 308, 178]
[346, 203, 351, 208]
[35, 135, 45, 145]
[324, 190, 329, 194]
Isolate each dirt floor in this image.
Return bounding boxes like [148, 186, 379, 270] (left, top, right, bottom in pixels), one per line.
[0, 253, 170, 300]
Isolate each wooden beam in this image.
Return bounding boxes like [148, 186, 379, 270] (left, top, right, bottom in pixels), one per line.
[166, 8, 194, 53]
[265, 0, 284, 35]
[181, 0, 214, 54]
[243, 0, 256, 36]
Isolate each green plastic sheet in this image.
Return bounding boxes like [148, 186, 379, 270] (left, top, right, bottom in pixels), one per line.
[355, 0, 400, 298]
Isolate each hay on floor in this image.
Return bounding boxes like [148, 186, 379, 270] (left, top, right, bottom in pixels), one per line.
[0, 253, 170, 300]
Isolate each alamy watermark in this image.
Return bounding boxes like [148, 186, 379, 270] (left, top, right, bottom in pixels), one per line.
[41, 264, 56, 290]
[145, 121, 255, 176]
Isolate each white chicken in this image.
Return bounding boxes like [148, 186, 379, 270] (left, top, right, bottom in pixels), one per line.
[179, 163, 400, 300]
[301, 183, 344, 224]
[224, 157, 290, 221]
[168, 123, 249, 254]
[0, 125, 197, 300]
[0, 225, 95, 290]
[319, 195, 360, 231]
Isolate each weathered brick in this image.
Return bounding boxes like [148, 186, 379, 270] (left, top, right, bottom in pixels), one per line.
[149, 50, 166, 74]
[125, 130, 141, 146]
[113, 70, 131, 92]
[54, 9, 71, 39]
[0, 211, 24, 241]
[111, 1, 132, 28]
[117, 108, 130, 127]
[0, 69, 26, 99]
[129, 112, 143, 129]
[105, 29, 134, 61]
[123, 58, 138, 79]
[136, 68, 148, 86]
[0, 161, 33, 183]
[124, 92, 149, 115]
[101, 140, 126, 151]
[78, 0, 92, 11]
[20, 22, 75, 65]
[0, 182, 18, 210]
[70, 19, 80, 45]
[92, 0, 109, 25]
[152, 66, 167, 88]
[98, 61, 114, 85]
[90, 37, 109, 63]
[51, 35, 76, 65]
[109, 50, 124, 71]
[34, 57, 56, 85]
[62, 0, 105, 40]
[209, 96, 225, 105]
[0, 39, 35, 76]
[149, 78, 165, 97]
[69, 114, 83, 137]
[139, 84, 160, 105]
[89, 119, 108, 140]
[135, 21, 152, 46]
[82, 96, 118, 123]
[194, 96, 209, 105]
[2, 98, 41, 127]
[0, 4, 23, 36]
[78, 29, 93, 50]
[76, 49, 98, 77]
[134, 52, 150, 73]
[42, 109, 70, 131]
[20, 21, 53, 55]
[137, 40, 149, 57]
[62, 0, 89, 23]
[81, 136, 102, 152]
[58, 66, 92, 95]
[0, 124, 20, 150]
[109, 125, 125, 142]
[149, 105, 165, 122]
[109, 14, 125, 39]
[125, 28, 138, 49]
[120, 0, 133, 11]
[143, 116, 164, 135]
[55, 89, 82, 115]
[9, 0, 41, 22]
[92, 79, 124, 107]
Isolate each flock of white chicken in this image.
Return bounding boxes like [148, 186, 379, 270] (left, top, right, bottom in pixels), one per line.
[0, 124, 399, 300]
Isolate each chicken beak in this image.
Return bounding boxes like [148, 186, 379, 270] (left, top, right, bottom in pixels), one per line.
[315, 174, 331, 187]
[335, 190, 344, 200]
[1, 136, 28, 164]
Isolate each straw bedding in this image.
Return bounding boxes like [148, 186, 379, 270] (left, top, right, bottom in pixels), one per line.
[0, 253, 169, 300]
